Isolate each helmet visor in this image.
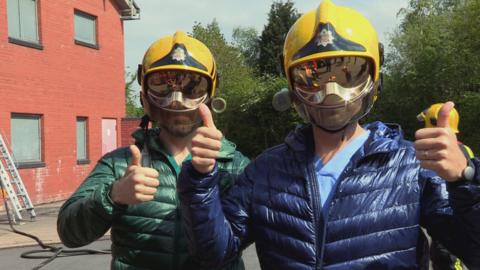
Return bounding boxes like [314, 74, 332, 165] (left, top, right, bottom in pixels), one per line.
[145, 70, 210, 110]
[291, 57, 373, 106]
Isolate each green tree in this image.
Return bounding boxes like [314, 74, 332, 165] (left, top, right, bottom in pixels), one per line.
[370, 0, 480, 153]
[232, 26, 259, 68]
[257, 0, 300, 76]
[235, 75, 301, 156]
[125, 70, 144, 117]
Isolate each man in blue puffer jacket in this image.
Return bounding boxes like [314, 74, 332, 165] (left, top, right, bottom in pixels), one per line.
[178, 1, 480, 269]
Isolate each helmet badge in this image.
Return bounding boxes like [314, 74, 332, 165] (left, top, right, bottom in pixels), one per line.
[316, 29, 335, 47]
[172, 47, 187, 62]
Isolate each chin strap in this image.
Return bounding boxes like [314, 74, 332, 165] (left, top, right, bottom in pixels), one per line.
[139, 114, 150, 130]
[138, 115, 152, 168]
[312, 121, 355, 143]
[312, 121, 349, 134]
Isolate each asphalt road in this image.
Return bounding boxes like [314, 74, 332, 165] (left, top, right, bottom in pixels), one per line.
[0, 240, 261, 270]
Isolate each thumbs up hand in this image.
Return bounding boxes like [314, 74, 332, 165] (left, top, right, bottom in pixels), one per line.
[110, 145, 160, 204]
[414, 101, 468, 182]
[190, 103, 223, 174]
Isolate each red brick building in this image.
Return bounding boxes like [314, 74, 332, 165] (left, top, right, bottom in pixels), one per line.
[0, 0, 139, 204]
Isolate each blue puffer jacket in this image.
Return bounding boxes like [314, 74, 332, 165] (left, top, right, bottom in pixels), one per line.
[178, 122, 480, 270]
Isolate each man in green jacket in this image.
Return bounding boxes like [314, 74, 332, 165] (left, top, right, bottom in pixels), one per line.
[57, 31, 249, 270]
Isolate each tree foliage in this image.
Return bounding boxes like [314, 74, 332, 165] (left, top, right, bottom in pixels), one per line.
[257, 0, 300, 76]
[125, 71, 144, 117]
[233, 75, 302, 156]
[232, 26, 260, 68]
[369, 0, 480, 153]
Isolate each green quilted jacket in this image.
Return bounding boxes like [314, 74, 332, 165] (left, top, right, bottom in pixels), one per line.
[57, 129, 249, 270]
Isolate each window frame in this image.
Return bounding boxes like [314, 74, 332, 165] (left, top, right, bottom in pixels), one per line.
[73, 9, 99, 49]
[7, 0, 43, 50]
[76, 117, 90, 165]
[10, 113, 45, 169]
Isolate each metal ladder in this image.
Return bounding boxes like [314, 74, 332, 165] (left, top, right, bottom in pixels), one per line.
[0, 132, 36, 222]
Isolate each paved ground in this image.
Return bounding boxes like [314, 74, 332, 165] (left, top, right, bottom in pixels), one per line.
[0, 240, 261, 270]
[0, 240, 111, 270]
[0, 201, 68, 249]
[0, 201, 261, 269]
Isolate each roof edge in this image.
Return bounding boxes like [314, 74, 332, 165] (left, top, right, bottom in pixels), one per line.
[113, 0, 140, 20]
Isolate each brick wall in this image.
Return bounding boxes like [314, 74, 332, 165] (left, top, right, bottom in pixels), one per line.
[0, 0, 126, 204]
[121, 118, 142, 147]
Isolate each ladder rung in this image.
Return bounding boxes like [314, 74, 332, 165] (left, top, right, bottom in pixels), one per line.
[0, 132, 36, 220]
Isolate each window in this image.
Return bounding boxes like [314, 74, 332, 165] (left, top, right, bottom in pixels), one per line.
[10, 114, 43, 167]
[74, 10, 97, 48]
[76, 117, 89, 163]
[7, 0, 41, 48]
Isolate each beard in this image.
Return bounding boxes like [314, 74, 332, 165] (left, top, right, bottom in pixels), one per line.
[156, 109, 202, 137]
[142, 93, 204, 137]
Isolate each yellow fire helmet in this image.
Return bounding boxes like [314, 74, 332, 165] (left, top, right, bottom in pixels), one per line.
[282, 0, 384, 131]
[417, 103, 460, 133]
[137, 31, 222, 136]
[138, 31, 217, 96]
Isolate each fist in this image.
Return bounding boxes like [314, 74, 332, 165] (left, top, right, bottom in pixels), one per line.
[110, 145, 160, 204]
[414, 101, 468, 182]
[190, 103, 223, 174]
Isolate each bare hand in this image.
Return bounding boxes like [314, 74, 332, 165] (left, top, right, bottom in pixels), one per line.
[190, 103, 222, 174]
[110, 145, 160, 204]
[414, 101, 468, 182]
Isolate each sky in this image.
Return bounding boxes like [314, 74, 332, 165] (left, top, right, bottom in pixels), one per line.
[123, 0, 410, 74]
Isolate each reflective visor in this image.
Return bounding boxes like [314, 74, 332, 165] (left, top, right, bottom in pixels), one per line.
[145, 70, 210, 110]
[290, 56, 373, 106]
[146, 70, 210, 98]
[294, 77, 373, 107]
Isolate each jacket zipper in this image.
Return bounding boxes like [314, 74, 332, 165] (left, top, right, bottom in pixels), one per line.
[173, 194, 181, 270]
[161, 157, 181, 270]
[318, 164, 354, 268]
[307, 151, 357, 269]
[172, 164, 181, 270]
[307, 162, 323, 269]
[149, 145, 190, 270]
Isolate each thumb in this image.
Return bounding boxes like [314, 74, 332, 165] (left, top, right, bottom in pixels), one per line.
[199, 103, 216, 129]
[437, 101, 454, 129]
[129, 145, 142, 166]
